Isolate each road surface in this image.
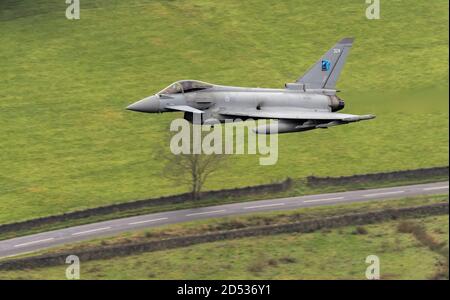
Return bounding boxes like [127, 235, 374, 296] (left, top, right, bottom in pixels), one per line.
[0, 181, 448, 259]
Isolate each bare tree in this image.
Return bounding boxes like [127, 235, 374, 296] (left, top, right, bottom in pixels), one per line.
[159, 129, 225, 200]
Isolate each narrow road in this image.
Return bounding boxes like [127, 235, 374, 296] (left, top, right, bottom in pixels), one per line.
[0, 181, 448, 259]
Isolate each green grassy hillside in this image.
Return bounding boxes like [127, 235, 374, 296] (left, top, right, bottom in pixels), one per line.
[0, 0, 448, 224]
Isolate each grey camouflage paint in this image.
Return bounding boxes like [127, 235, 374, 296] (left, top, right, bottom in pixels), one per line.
[127, 38, 375, 134]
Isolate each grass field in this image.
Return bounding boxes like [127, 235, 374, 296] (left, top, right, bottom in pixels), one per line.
[1, 214, 447, 280]
[0, 0, 448, 224]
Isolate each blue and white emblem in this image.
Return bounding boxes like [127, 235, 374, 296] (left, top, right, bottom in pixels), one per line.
[321, 60, 331, 71]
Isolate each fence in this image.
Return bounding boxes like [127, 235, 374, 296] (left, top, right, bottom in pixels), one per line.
[307, 166, 448, 186]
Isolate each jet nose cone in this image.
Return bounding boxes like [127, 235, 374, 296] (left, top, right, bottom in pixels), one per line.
[126, 96, 160, 113]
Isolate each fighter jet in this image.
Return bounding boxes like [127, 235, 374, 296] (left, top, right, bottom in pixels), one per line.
[127, 38, 375, 134]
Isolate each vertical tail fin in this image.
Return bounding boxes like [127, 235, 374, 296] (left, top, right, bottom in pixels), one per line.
[296, 38, 353, 90]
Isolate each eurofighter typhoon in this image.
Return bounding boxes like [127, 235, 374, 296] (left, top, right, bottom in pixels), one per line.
[127, 38, 375, 134]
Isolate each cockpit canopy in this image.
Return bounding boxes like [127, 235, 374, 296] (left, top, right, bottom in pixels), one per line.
[158, 80, 213, 95]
